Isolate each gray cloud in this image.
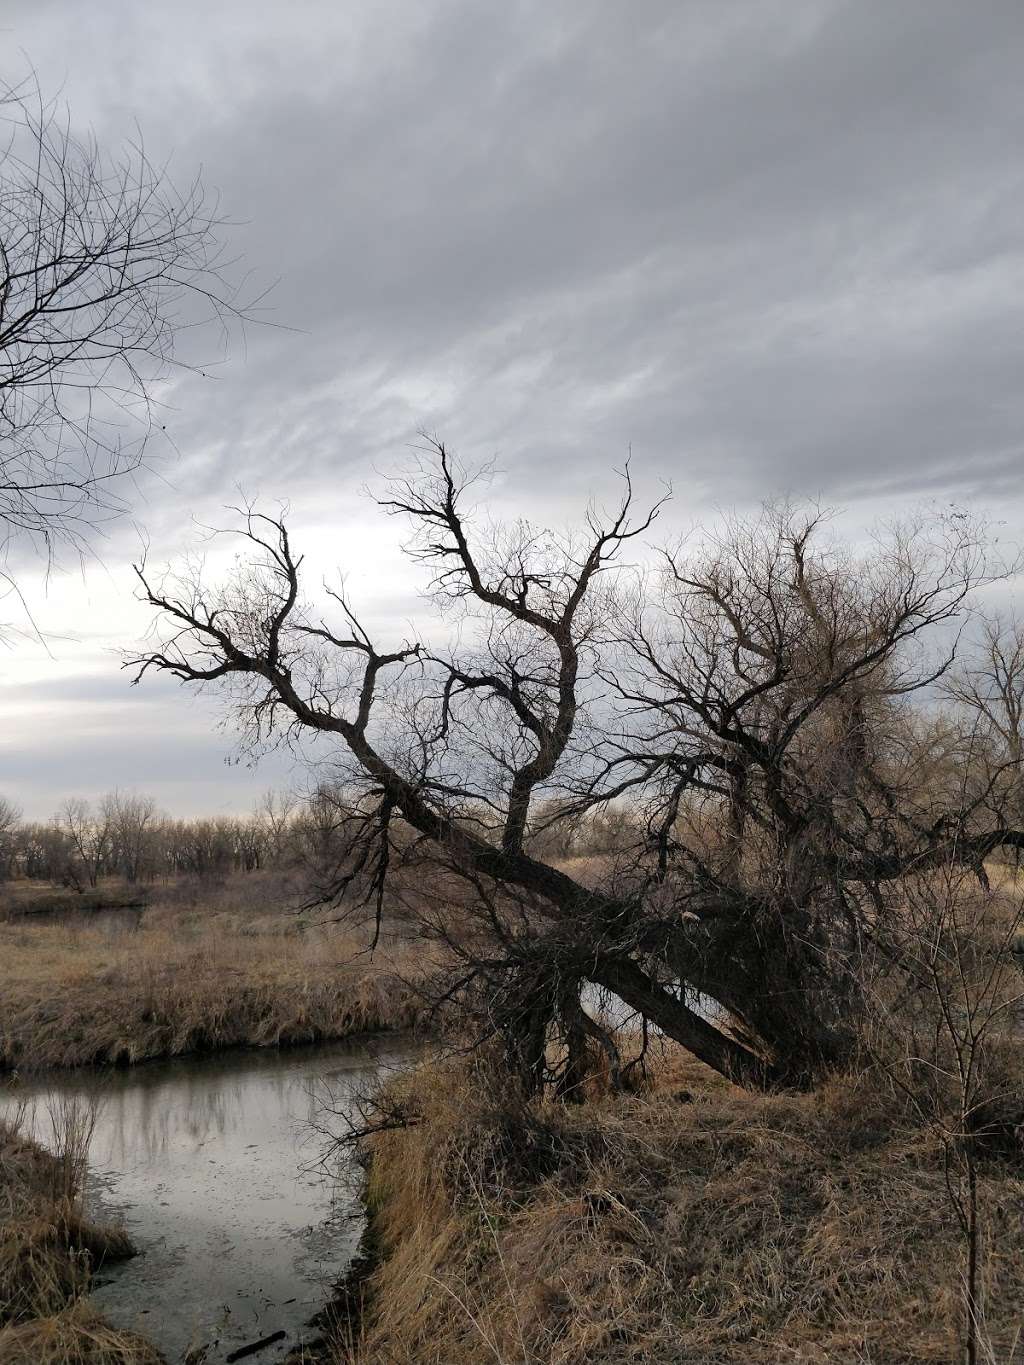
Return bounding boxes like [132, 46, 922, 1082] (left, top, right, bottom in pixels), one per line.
[5, 0, 1024, 812]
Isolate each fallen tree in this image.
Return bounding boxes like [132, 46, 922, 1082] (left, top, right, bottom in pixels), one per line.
[129, 441, 1024, 1091]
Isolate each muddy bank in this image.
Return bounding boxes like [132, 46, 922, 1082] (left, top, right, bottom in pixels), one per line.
[0, 1114, 158, 1363]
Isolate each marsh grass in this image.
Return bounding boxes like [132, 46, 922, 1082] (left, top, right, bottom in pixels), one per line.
[0, 872, 425, 1073]
[0, 1302, 163, 1365]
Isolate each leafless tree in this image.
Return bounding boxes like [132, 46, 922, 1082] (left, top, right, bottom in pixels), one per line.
[15, 816, 72, 881]
[104, 789, 158, 882]
[127, 442, 1024, 1092]
[946, 616, 1024, 764]
[943, 615, 1024, 856]
[256, 788, 296, 865]
[0, 71, 256, 606]
[61, 796, 114, 889]
[165, 815, 238, 880]
[867, 853, 1024, 1365]
[236, 809, 268, 872]
[579, 503, 1024, 1077]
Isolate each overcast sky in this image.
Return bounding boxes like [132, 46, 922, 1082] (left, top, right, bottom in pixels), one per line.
[4, 1, 1024, 817]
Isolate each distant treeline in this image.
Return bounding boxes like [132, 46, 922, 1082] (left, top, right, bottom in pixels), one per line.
[0, 789, 346, 886]
[0, 787, 634, 889]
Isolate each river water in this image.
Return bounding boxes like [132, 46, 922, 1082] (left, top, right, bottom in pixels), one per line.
[0, 1039, 409, 1362]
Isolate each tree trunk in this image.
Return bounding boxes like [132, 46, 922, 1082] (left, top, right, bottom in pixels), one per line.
[587, 956, 786, 1088]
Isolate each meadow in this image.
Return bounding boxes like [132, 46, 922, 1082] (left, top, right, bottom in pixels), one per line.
[0, 870, 424, 1075]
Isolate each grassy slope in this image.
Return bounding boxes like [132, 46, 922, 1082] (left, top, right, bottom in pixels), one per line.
[0, 873, 423, 1072]
[333, 1053, 1024, 1365]
[0, 1116, 161, 1364]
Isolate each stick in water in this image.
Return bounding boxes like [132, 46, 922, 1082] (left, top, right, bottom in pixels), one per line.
[224, 1330, 287, 1363]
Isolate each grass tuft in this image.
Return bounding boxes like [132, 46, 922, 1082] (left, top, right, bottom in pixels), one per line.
[0, 1107, 158, 1363]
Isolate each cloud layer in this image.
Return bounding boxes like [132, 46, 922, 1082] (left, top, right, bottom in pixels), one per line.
[4, 0, 1024, 814]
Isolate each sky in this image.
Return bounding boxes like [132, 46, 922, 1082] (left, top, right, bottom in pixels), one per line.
[3, 0, 1024, 817]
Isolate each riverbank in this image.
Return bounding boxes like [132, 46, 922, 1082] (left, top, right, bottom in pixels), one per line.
[0, 874, 425, 1072]
[315, 1051, 1024, 1365]
[0, 1114, 160, 1363]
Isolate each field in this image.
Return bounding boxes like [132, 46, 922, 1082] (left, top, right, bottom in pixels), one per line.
[0, 871, 425, 1074]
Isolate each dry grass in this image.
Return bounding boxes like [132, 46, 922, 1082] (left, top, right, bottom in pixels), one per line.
[0, 1302, 163, 1365]
[331, 1048, 1024, 1365]
[0, 1107, 158, 1364]
[0, 872, 426, 1072]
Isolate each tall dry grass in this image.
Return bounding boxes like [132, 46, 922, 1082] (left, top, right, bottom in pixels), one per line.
[0, 872, 426, 1072]
[331, 1046, 1024, 1365]
[0, 1104, 157, 1363]
[0, 1302, 163, 1365]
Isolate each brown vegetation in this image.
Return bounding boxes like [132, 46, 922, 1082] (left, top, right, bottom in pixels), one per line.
[0, 787, 344, 891]
[0, 1108, 159, 1364]
[323, 1045, 1024, 1365]
[0, 871, 424, 1073]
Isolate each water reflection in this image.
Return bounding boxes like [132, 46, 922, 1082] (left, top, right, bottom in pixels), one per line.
[0, 1040, 407, 1362]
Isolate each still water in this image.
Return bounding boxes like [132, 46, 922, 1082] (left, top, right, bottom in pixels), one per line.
[1, 1039, 408, 1362]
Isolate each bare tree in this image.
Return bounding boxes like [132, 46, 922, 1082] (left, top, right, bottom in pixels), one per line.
[160, 816, 228, 880]
[128, 443, 1024, 1093]
[104, 789, 157, 883]
[943, 615, 1024, 856]
[579, 503, 1024, 1076]
[256, 788, 296, 865]
[867, 855, 1024, 1365]
[61, 797, 113, 888]
[0, 71, 255, 604]
[236, 809, 268, 872]
[15, 817, 72, 881]
[946, 616, 1024, 764]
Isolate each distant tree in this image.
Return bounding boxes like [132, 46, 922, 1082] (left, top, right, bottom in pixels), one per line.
[0, 795, 21, 879]
[294, 786, 347, 871]
[16, 818, 72, 881]
[256, 788, 296, 865]
[944, 615, 1024, 850]
[130, 443, 1024, 1093]
[0, 71, 255, 620]
[104, 790, 157, 882]
[169, 815, 237, 880]
[61, 797, 113, 888]
[236, 810, 267, 872]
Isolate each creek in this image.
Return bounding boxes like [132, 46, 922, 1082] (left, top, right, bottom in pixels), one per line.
[1, 1038, 408, 1362]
